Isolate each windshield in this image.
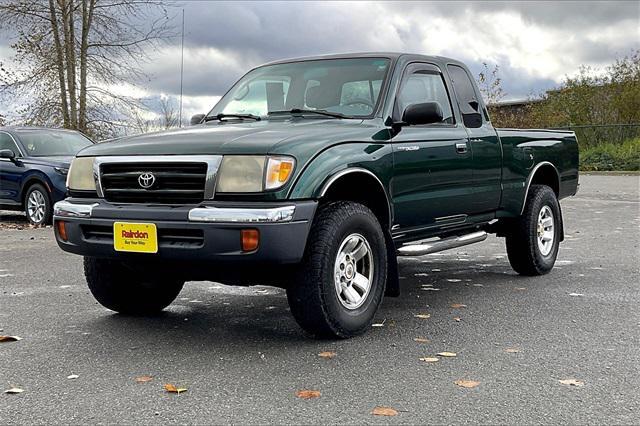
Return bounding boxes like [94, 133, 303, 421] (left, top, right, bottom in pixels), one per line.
[209, 58, 391, 118]
[17, 130, 92, 157]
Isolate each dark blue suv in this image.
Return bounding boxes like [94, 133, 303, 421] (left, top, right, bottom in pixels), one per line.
[0, 127, 93, 225]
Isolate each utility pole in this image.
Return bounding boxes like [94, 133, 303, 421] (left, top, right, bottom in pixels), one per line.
[179, 8, 185, 127]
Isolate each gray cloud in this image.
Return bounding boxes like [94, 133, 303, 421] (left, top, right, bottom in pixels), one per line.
[1, 0, 637, 106]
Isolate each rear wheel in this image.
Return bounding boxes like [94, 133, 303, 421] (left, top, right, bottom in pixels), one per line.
[84, 257, 184, 315]
[287, 201, 388, 338]
[25, 184, 52, 225]
[506, 185, 561, 275]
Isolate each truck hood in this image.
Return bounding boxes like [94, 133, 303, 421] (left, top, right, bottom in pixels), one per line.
[78, 119, 389, 162]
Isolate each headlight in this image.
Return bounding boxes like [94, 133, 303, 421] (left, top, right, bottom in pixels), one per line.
[66, 157, 96, 191]
[216, 155, 295, 193]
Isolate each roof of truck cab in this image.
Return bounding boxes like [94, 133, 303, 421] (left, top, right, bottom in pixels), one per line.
[260, 52, 465, 68]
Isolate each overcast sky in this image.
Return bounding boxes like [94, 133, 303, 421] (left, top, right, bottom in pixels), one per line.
[1, 0, 638, 119]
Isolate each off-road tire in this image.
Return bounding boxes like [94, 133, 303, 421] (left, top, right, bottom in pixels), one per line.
[24, 183, 52, 225]
[286, 201, 388, 338]
[506, 184, 561, 275]
[84, 257, 184, 314]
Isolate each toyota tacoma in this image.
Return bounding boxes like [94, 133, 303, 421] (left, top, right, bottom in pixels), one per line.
[53, 53, 579, 338]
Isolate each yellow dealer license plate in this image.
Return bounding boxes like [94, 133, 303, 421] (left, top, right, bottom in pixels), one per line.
[113, 222, 158, 253]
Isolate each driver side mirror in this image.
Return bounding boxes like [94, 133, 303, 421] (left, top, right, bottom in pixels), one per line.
[190, 114, 205, 125]
[0, 149, 16, 162]
[402, 102, 444, 126]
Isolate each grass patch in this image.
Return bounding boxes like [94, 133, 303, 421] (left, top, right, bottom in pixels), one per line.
[580, 138, 640, 171]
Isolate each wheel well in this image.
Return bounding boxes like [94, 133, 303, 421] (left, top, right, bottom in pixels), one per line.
[321, 172, 391, 228]
[530, 164, 559, 196]
[21, 178, 49, 205]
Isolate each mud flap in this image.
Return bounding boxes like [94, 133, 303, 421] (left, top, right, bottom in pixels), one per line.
[557, 202, 565, 242]
[383, 230, 400, 297]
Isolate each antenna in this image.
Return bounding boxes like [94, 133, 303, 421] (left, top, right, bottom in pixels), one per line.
[179, 8, 185, 127]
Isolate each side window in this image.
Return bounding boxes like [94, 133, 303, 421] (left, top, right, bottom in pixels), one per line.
[397, 71, 454, 124]
[447, 65, 483, 128]
[0, 133, 20, 156]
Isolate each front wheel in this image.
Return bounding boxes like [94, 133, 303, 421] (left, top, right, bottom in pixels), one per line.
[84, 257, 185, 315]
[287, 201, 388, 338]
[506, 185, 561, 275]
[25, 184, 52, 225]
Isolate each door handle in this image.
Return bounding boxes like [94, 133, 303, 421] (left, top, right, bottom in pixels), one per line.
[455, 143, 468, 154]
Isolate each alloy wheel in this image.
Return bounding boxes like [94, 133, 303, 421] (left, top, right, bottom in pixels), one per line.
[333, 233, 374, 310]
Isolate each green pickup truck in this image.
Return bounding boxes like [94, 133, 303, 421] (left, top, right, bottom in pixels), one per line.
[54, 53, 579, 338]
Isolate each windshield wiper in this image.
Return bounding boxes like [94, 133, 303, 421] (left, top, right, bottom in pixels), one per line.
[268, 108, 349, 119]
[203, 113, 261, 122]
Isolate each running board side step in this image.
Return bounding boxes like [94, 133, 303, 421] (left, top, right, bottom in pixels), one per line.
[397, 231, 487, 256]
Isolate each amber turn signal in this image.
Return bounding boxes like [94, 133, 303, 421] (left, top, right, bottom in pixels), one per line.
[241, 229, 259, 252]
[56, 220, 68, 241]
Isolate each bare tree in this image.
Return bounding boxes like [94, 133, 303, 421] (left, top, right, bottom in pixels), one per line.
[0, 0, 175, 139]
[477, 62, 506, 105]
[157, 95, 179, 130]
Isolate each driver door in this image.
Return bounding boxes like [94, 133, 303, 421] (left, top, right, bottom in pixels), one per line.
[391, 63, 474, 231]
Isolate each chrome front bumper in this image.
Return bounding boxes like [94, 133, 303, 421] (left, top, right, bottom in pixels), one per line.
[54, 199, 297, 223]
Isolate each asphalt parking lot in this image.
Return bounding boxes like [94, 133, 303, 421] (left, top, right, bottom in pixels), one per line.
[0, 174, 638, 424]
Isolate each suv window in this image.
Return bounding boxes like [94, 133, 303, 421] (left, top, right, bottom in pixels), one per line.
[447, 65, 483, 128]
[0, 132, 20, 156]
[397, 71, 454, 124]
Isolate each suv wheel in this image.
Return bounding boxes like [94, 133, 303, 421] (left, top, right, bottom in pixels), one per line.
[84, 257, 185, 315]
[506, 184, 561, 275]
[287, 201, 388, 338]
[25, 184, 52, 225]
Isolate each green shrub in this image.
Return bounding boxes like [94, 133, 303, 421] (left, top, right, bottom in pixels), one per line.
[580, 138, 640, 171]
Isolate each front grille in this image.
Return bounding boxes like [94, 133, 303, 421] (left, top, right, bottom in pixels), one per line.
[82, 225, 205, 249]
[100, 162, 207, 204]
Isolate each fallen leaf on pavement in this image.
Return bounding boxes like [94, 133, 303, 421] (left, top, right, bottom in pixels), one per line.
[318, 351, 336, 359]
[504, 348, 520, 353]
[453, 317, 462, 322]
[371, 319, 386, 327]
[413, 337, 430, 343]
[4, 387, 24, 394]
[451, 303, 467, 308]
[0, 336, 22, 342]
[437, 352, 457, 357]
[559, 379, 585, 387]
[372, 406, 398, 416]
[296, 390, 321, 399]
[135, 376, 153, 383]
[414, 313, 431, 319]
[419, 357, 439, 363]
[164, 383, 187, 394]
[455, 380, 480, 388]
[67, 374, 79, 380]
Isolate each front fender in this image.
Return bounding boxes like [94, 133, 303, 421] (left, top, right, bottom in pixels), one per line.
[287, 142, 394, 199]
[20, 168, 66, 203]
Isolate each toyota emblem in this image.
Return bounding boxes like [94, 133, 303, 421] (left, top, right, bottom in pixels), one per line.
[138, 172, 156, 189]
